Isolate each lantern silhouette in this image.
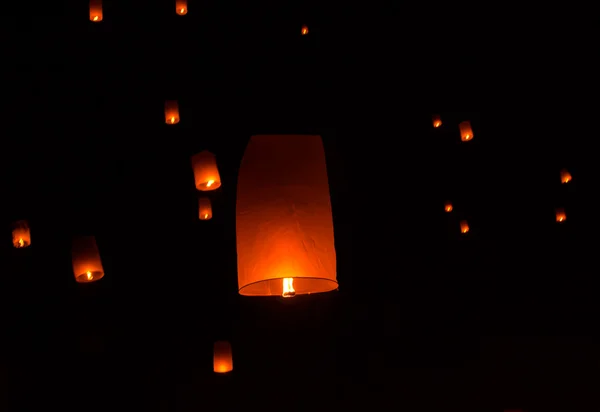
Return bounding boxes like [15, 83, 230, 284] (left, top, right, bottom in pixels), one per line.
[236, 135, 337, 297]
[432, 114, 442, 128]
[301, 25, 309, 35]
[459, 121, 473, 141]
[556, 207, 566, 222]
[176, 0, 187, 15]
[191, 150, 222, 191]
[460, 220, 469, 233]
[214, 341, 233, 373]
[560, 168, 572, 183]
[198, 197, 212, 220]
[444, 201, 452, 212]
[164, 100, 180, 124]
[12, 220, 31, 248]
[89, 0, 102, 22]
[72, 236, 104, 283]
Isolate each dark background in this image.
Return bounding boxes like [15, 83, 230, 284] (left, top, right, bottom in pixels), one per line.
[0, 2, 594, 411]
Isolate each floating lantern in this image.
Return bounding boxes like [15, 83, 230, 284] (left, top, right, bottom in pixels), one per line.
[175, 0, 187, 15]
[556, 207, 566, 222]
[12, 220, 31, 248]
[301, 25, 309, 35]
[432, 114, 442, 128]
[444, 201, 453, 212]
[89, 0, 102, 22]
[191, 150, 222, 191]
[459, 121, 473, 141]
[213, 341, 233, 373]
[560, 168, 572, 183]
[236, 135, 337, 297]
[198, 197, 212, 220]
[72, 236, 104, 283]
[164, 100, 180, 125]
[460, 220, 469, 233]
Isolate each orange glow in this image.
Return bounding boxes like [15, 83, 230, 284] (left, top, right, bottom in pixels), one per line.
[176, 0, 187, 14]
[560, 168, 572, 183]
[72, 236, 105, 283]
[301, 25, 309, 35]
[459, 121, 473, 141]
[432, 114, 442, 128]
[444, 201, 453, 212]
[556, 208, 566, 222]
[198, 197, 212, 220]
[164, 100, 180, 124]
[191, 151, 222, 191]
[12, 220, 31, 248]
[460, 220, 469, 233]
[214, 341, 233, 373]
[89, 0, 102, 22]
[236, 135, 337, 296]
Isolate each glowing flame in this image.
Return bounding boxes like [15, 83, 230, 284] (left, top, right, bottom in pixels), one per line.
[86, 271, 93, 280]
[180, 8, 185, 13]
[282, 278, 296, 297]
[464, 134, 470, 140]
[93, 16, 98, 21]
[445, 204, 452, 212]
[434, 121, 441, 128]
[18, 238, 24, 247]
[301, 26, 308, 35]
[204, 214, 208, 219]
[206, 180, 214, 187]
[170, 116, 175, 123]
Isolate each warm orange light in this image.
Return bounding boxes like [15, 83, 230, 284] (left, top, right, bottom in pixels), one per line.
[556, 208, 566, 222]
[191, 151, 222, 191]
[12, 220, 31, 248]
[89, 0, 102, 22]
[444, 201, 453, 212]
[164, 100, 180, 124]
[198, 197, 213, 220]
[301, 25, 309, 35]
[460, 220, 469, 233]
[560, 168, 572, 184]
[236, 135, 337, 296]
[72, 236, 105, 283]
[213, 341, 233, 373]
[432, 114, 442, 128]
[459, 121, 473, 141]
[176, 0, 187, 15]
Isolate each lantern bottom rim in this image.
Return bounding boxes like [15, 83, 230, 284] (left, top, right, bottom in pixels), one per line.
[239, 277, 338, 296]
[75, 271, 104, 283]
[196, 181, 222, 191]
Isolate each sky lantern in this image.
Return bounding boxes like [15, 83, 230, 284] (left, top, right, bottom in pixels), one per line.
[12, 220, 31, 248]
[89, 0, 102, 22]
[214, 341, 233, 373]
[175, 0, 187, 15]
[459, 121, 473, 141]
[560, 168, 572, 183]
[72, 236, 104, 283]
[460, 220, 469, 233]
[191, 150, 222, 191]
[556, 207, 566, 222]
[301, 25, 309, 35]
[432, 114, 442, 128]
[236, 135, 337, 297]
[164, 100, 180, 125]
[198, 197, 212, 220]
[444, 201, 452, 212]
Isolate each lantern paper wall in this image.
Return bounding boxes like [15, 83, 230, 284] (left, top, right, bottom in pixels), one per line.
[72, 236, 105, 283]
[214, 341, 233, 373]
[444, 201, 452, 212]
[191, 150, 222, 191]
[560, 168, 572, 183]
[12, 220, 31, 248]
[176, 0, 187, 15]
[556, 208, 566, 222]
[164, 100, 180, 124]
[460, 220, 469, 233]
[236, 135, 337, 297]
[89, 0, 102, 22]
[432, 114, 442, 128]
[301, 25, 309, 35]
[459, 121, 473, 141]
[198, 197, 212, 220]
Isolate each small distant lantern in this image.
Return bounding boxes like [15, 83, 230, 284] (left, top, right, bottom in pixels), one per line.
[432, 114, 442, 128]
[459, 121, 473, 141]
[72, 236, 105, 283]
[176, 0, 187, 15]
[214, 341, 233, 373]
[556, 207, 566, 222]
[164, 100, 180, 125]
[460, 220, 469, 233]
[560, 168, 572, 183]
[12, 220, 31, 248]
[89, 0, 102, 22]
[444, 201, 453, 212]
[301, 25, 309, 35]
[191, 150, 222, 191]
[198, 197, 212, 220]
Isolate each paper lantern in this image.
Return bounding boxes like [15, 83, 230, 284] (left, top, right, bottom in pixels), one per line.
[72, 236, 104, 283]
[89, 0, 102, 22]
[560, 168, 572, 183]
[213, 341, 233, 373]
[164, 100, 180, 124]
[198, 197, 212, 220]
[176, 0, 187, 15]
[301, 25, 309, 35]
[12, 220, 31, 248]
[556, 207, 566, 222]
[191, 151, 222, 191]
[236, 135, 337, 297]
[459, 121, 473, 141]
[460, 220, 469, 233]
[444, 201, 452, 212]
[432, 114, 442, 128]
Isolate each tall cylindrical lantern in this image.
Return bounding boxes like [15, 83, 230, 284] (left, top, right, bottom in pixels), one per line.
[556, 207, 566, 222]
[12, 220, 31, 248]
[176, 0, 188, 15]
[89, 0, 102, 22]
[191, 151, 222, 191]
[560, 168, 572, 183]
[301, 25, 309, 35]
[444, 201, 452, 212]
[459, 121, 473, 141]
[198, 197, 212, 220]
[460, 220, 469, 233]
[164, 100, 180, 124]
[236, 135, 337, 297]
[72, 236, 105, 283]
[213, 341, 233, 373]
[432, 114, 442, 128]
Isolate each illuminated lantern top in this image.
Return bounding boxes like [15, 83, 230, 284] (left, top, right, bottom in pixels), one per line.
[191, 150, 222, 191]
[72, 236, 105, 283]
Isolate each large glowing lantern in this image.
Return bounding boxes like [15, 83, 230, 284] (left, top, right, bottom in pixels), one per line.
[72, 236, 104, 283]
[191, 151, 222, 191]
[164, 100, 180, 125]
[198, 197, 212, 220]
[214, 341, 233, 373]
[432, 114, 442, 128]
[176, 0, 187, 15]
[444, 201, 453, 212]
[460, 220, 469, 233]
[301, 25, 309, 35]
[560, 168, 572, 183]
[89, 0, 102, 22]
[236, 135, 337, 297]
[556, 207, 566, 222]
[459, 121, 473, 141]
[12, 220, 31, 248]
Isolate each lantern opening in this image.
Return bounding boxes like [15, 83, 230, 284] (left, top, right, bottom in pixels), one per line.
[282, 278, 296, 297]
[76, 270, 104, 283]
[12, 220, 32, 248]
